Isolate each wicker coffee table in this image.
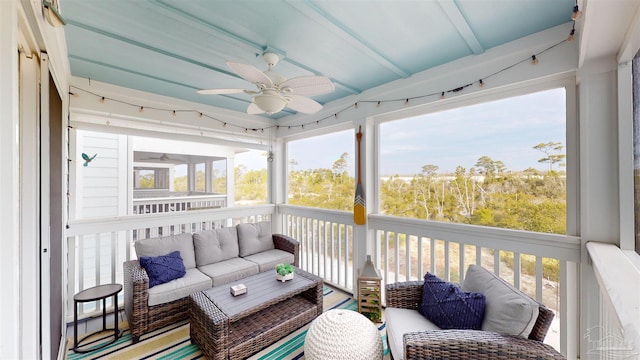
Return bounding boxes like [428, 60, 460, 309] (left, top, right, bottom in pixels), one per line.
[189, 267, 323, 360]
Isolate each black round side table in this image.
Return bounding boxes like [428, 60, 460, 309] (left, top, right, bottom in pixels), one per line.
[72, 283, 123, 353]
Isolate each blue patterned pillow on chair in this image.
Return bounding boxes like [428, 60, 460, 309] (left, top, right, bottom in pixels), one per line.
[418, 272, 486, 330]
[139, 251, 186, 288]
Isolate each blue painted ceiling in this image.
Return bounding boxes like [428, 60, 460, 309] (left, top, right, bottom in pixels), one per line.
[60, 0, 574, 119]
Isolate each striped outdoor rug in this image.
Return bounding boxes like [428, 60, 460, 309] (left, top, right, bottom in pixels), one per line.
[66, 286, 390, 359]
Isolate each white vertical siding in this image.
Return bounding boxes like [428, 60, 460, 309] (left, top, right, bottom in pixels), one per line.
[76, 131, 127, 218]
[74, 131, 128, 291]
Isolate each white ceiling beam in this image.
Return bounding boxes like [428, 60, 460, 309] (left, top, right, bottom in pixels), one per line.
[288, 1, 410, 78]
[437, 0, 484, 55]
[150, 0, 359, 95]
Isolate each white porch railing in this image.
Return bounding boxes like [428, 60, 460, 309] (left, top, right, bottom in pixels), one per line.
[279, 205, 355, 292]
[278, 206, 580, 354]
[66, 203, 583, 355]
[65, 205, 274, 321]
[586, 242, 640, 359]
[132, 194, 228, 214]
[368, 214, 581, 353]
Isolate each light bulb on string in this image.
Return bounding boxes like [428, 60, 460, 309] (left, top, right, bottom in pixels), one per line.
[571, 4, 582, 21]
[568, 27, 575, 42]
[531, 55, 539, 65]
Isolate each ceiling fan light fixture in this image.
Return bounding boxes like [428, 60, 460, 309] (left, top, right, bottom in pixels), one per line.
[253, 90, 288, 114]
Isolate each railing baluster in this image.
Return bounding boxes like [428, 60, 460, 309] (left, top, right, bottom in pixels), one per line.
[444, 240, 450, 281]
[321, 221, 326, 279]
[536, 256, 543, 302]
[405, 234, 411, 281]
[430, 238, 436, 274]
[459, 243, 465, 283]
[383, 231, 389, 286]
[394, 232, 400, 283]
[330, 222, 335, 283]
[111, 231, 117, 284]
[514, 252, 521, 290]
[417, 236, 423, 282]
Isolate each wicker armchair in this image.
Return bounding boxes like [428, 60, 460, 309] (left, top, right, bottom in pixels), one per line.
[386, 281, 565, 360]
[123, 233, 299, 343]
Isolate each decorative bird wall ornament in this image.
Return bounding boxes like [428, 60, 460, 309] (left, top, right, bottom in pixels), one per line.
[82, 153, 97, 167]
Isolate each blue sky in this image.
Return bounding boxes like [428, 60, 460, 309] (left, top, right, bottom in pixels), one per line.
[284, 88, 566, 176]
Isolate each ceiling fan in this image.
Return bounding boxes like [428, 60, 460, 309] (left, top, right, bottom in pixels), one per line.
[198, 53, 335, 115]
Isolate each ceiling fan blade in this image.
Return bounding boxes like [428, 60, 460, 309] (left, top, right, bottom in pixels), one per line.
[287, 95, 323, 114]
[247, 103, 265, 115]
[279, 76, 335, 96]
[197, 88, 247, 95]
[227, 61, 273, 87]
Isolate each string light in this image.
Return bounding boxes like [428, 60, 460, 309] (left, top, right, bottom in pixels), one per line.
[568, 24, 576, 42]
[74, 23, 573, 135]
[571, 2, 582, 21]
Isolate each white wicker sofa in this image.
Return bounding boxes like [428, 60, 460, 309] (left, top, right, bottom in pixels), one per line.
[123, 221, 298, 343]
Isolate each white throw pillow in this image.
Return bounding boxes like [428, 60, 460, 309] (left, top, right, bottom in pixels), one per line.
[462, 264, 539, 337]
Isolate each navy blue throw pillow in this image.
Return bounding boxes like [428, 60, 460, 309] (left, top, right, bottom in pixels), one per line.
[418, 272, 486, 330]
[139, 251, 186, 288]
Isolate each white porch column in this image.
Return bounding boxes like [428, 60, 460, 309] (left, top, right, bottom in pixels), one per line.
[205, 160, 213, 193]
[272, 139, 285, 234]
[188, 161, 196, 192]
[578, 59, 621, 359]
[0, 0, 21, 357]
[227, 155, 235, 210]
[352, 119, 372, 296]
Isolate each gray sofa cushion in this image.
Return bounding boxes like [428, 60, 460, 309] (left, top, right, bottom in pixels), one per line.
[385, 307, 441, 360]
[198, 257, 259, 286]
[237, 221, 274, 257]
[242, 249, 295, 272]
[193, 227, 239, 266]
[462, 264, 539, 337]
[134, 233, 196, 269]
[147, 268, 212, 306]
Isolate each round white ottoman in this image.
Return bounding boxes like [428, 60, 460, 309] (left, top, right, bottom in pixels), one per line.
[304, 309, 383, 360]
